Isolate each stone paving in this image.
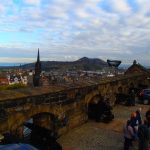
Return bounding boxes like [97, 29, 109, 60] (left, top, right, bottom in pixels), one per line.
[58, 104, 149, 150]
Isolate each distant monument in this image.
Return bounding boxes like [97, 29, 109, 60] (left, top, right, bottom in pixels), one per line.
[33, 49, 41, 86]
[107, 59, 122, 75]
[107, 60, 121, 68]
[133, 60, 137, 65]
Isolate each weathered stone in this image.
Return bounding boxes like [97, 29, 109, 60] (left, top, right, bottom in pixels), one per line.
[0, 73, 149, 136]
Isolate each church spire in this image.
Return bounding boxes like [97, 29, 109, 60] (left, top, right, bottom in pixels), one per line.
[33, 48, 41, 86]
[35, 48, 41, 75]
[37, 48, 40, 62]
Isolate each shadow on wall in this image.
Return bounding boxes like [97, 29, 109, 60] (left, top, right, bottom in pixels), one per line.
[88, 95, 114, 123]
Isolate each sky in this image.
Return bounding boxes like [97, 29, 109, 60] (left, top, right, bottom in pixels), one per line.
[0, 0, 150, 66]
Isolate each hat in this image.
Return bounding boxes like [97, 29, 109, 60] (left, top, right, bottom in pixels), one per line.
[131, 112, 136, 118]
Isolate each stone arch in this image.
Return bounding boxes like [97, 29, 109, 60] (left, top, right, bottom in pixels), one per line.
[32, 112, 56, 129]
[84, 89, 101, 107]
[7, 104, 63, 135]
[14, 112, 57, 138]
[83, 90, 102, 119]
[88, 94, 103, 104]
[87, 94, 103, 120]
[10, 112, 57, 137]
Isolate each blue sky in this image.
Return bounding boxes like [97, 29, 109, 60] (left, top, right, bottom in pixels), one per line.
[0, 0, 150, 65]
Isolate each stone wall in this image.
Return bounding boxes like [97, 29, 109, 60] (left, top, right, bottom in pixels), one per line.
[0, 74, 149, 136]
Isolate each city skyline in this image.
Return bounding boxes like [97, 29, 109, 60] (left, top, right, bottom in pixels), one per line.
[0, 0, 150, 65]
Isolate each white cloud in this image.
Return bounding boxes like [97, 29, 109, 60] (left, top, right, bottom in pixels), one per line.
[44, 5, 69, 19]
[0, 5, 6, 14]
[0, 0, 150, 65]
[23, 0, 40, 5]
[0, 57, 52, 63]
[98, 56, 119, 61]
[110, 0, 131, 14]
[64, 55, 79, 60]
[75, 9, 91, 18]
[0, 57, 36, 63]
[136, 0, 150, 13]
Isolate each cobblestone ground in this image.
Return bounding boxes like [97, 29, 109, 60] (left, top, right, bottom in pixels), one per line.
[58, 104, 149, 150]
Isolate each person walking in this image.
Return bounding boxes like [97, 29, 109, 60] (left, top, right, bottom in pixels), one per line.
[123, 120, 135, 150]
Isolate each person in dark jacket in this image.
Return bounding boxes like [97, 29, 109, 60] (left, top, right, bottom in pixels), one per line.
[129, 89, 136, 106]
[130, 112, 138, 135]
[138, 120, 150, 150]
[136, 108, 142, 125]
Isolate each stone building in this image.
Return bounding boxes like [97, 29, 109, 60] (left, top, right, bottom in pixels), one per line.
[8, 75, 27, 85]
[0, 78, 9, 85]
[125, 60, 150, 75]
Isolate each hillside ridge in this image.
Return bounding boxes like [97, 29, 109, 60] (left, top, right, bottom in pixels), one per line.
[0, 57, 108, 71]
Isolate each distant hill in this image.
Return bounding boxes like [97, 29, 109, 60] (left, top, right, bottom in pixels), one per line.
[0, 57, 109, 71]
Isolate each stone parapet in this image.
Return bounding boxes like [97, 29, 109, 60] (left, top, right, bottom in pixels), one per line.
[0, 73, 149, 136]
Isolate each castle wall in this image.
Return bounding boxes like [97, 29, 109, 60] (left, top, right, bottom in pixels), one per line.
[0, 74, 148, 136]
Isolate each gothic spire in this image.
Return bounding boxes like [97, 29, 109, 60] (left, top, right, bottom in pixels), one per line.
[37, 48, 40, 62]
[33, 48, 42, 86]
[35, 48, 41, 75]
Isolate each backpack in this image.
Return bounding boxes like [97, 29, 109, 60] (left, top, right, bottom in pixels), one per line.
[138, 125, 149, 139]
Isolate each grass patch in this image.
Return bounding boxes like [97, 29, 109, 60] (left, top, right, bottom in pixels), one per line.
[0, 83, 27, 91]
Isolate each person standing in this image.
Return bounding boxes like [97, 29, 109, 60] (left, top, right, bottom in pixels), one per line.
[136, 108, 142, 125]
[130, 112, 139, 139]
[130, 112, 139, 129]
[123, 120, 135, 150]
[138, 120, 150, 150]
[129, 89, 136, 106]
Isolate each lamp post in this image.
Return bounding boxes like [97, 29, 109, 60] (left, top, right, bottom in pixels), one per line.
[107, 60, 121, 76]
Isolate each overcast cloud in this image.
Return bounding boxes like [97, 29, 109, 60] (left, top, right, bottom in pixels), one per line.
[0, 0, 150, 65]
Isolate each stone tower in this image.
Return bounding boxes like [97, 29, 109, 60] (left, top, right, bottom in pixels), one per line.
[33, 49, 41, 86]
